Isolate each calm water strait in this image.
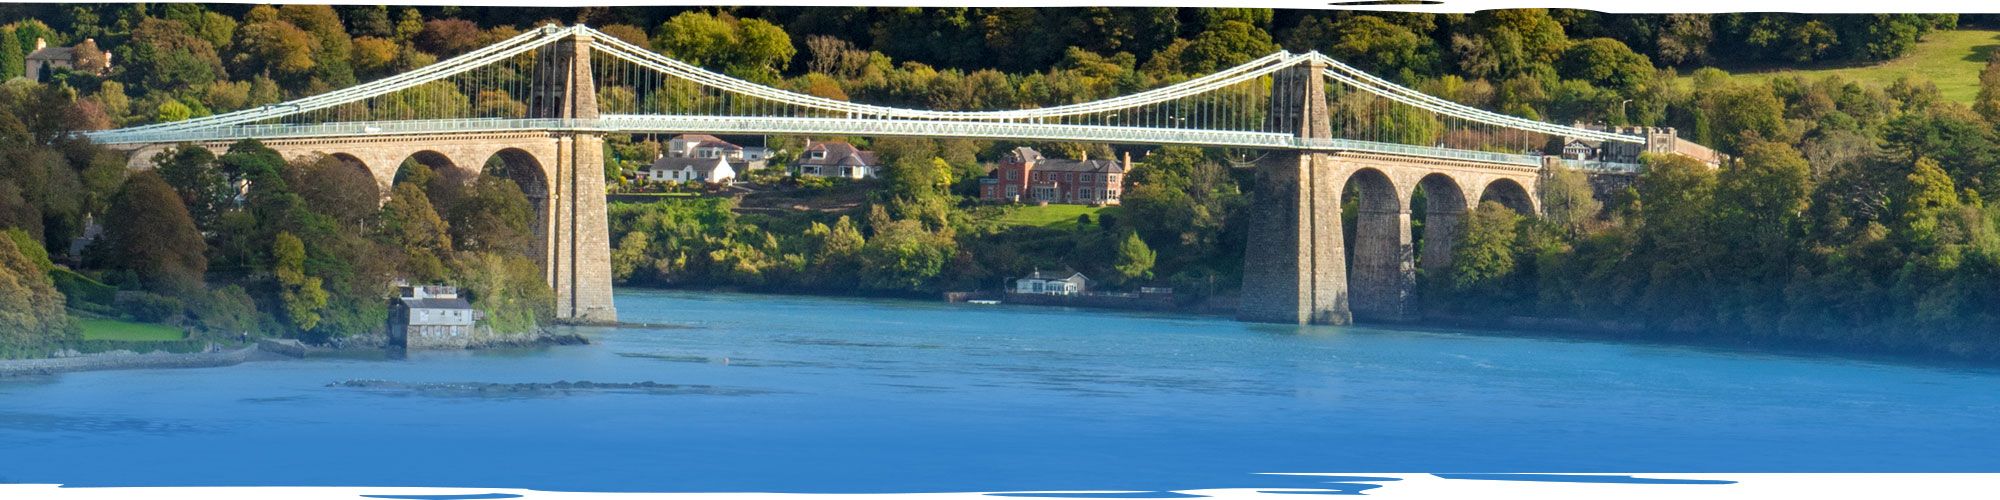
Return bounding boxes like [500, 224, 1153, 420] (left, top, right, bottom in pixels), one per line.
[2, 289, 1996, 492]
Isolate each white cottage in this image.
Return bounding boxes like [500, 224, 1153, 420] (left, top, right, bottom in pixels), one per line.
[1012, 270, 1090, 296]
[646, 156, 737, 185]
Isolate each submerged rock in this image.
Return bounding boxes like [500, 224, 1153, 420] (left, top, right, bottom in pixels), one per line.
[325, 379, 773, 397]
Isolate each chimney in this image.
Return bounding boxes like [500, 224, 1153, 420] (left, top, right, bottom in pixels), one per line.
[34, 37, 45, 51]
[1122, 151, 1131, 170]
[1079, 149, 1087, 162]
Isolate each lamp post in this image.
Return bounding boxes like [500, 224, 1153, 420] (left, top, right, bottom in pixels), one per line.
[1616, 99, 1634, 126]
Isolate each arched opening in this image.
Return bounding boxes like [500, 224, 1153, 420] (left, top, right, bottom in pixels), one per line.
[1340, 168, 1413, 321]
[394, 150, 460, 186]
[1480, 178, 1535, 215]
[1412, 174, 1470, 279]
[290, 152, 383, 227]
[480, 148, 553, 284]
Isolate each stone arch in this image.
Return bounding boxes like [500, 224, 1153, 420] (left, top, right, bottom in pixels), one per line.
[395, 150, 460, 185]
[322, 152, 383, 200]
[1412, 173, 1471, 278]
[479, 147, 555, 284]
[1480, 178, 1536, 215]
[1341, 167, 1414, 321]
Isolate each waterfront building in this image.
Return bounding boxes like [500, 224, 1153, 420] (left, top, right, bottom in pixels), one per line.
[388, 285, 482, 349]
[1012, 270, 1091, 296]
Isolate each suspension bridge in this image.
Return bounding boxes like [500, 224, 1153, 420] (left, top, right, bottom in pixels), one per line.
[84, 24, 1699, 326]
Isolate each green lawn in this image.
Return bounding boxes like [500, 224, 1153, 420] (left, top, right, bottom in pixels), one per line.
[994, 204, 1114, 229]
[79, 318, 188, 341]
[1685, 29, 1998, 103]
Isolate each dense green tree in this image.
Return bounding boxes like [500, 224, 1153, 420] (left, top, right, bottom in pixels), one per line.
[95, 171, 207, 296]
[121, 18, 226, 94]
[653, 12, 795, 83]
[151, 145, 233, 231]
[0, 231, 71, 347]
[1448, 200, 1524, 293]
[0, 28, 21, 81]
[272, 231, 327, 331]
[1538, 162, 1601, 236]
[1113, 230, 1156, 284]
[378, 182, 453, 282]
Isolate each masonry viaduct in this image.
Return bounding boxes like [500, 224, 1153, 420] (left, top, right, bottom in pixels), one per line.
[107, 27, 1554, 328]
[1238, 59, 1541, 325]
[117, 34, 618, 324]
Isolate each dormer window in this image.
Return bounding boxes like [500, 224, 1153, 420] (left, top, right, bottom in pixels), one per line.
[810, 150, 827, 159]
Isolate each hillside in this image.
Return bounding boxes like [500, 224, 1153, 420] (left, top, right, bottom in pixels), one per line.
[1691, 28, 1998, 103]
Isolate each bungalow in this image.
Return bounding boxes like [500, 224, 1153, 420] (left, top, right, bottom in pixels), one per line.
[646, 156, 737, 185]
[1011, 270, 1090, 296]
[795, 141, 879, 179]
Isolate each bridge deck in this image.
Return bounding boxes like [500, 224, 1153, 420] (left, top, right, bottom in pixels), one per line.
[86, 117, 1640, 171]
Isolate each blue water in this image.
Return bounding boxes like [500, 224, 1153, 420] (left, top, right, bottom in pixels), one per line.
[1, 289, 1996, 493]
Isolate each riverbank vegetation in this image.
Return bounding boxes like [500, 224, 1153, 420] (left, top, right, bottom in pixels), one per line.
[2, 6, 2000, 360]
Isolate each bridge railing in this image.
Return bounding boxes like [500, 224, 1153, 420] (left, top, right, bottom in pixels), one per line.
[87, 116, 1657, 172]
[86, 118, 582, 144]
[1296, 138, 1545, 167]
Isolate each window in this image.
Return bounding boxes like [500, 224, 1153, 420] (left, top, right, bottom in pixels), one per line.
[1006, 170, 1018, 181]
[811, 151, 827, 159]
[1005, 185, 1018, 198]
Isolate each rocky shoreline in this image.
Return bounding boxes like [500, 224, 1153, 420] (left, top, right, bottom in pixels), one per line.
[0, 345, 275, 377]
[0, 330, 594, 378]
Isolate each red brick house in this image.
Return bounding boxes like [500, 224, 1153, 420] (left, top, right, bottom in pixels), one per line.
[978, 147, 1127, 205]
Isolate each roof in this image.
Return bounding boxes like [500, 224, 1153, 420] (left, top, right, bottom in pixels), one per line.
[1022, 270, 1088, 282]
[1033, 158, 1123, 173]
[673, 134, 727, 144]
[1000, 147, 1123, 173]
[1004, 147, 1044, 164]
[800, 142, 879, 167]
[26, 46, 74, 61]
[694, 140, 743, 151]
[401, 297, 473, 310]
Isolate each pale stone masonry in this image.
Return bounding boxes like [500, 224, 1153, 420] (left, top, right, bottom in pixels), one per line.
[1238, 57, 1542, 325]
[112, 33, 618, 324]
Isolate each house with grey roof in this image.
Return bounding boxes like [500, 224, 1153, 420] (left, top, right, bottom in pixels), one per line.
[795, 140, 879, 179]
[25, 38, 109, 82]
[388, 285, 483, 349]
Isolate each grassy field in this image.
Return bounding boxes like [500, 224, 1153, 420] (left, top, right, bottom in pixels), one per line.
[78, 318, 188, 342]
[994, 204, 1114, 229]
[1689, 29, 1998, 103]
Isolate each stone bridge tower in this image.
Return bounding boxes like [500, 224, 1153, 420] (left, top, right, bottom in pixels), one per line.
[527, 30, 617, 323]
[1239, 57, 1351, 325]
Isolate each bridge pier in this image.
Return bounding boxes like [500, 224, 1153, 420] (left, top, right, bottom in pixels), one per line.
[1349, 204, 1416, 322]
[1240, 150, 1350, 324]
[551, 132, 617, 323]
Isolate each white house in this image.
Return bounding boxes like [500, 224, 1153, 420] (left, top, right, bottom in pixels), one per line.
[666, 134, 768, 171]
[647, 156, 737, 185]
[1012, 270, 1090, 296]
